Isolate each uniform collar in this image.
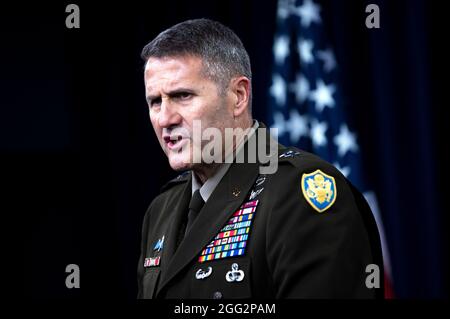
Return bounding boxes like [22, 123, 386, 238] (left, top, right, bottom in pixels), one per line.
[191, 120, 260, 202]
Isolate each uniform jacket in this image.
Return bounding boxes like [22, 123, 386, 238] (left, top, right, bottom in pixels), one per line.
[137, 123, 383, 299]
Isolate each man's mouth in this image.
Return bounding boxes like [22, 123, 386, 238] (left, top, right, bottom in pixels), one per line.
[163, 134, 187, 151]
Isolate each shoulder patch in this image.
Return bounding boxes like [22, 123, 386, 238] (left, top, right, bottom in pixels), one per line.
[301, 169, 337, 213]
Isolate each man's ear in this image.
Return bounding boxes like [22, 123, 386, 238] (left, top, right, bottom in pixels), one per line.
[231, 76, 251, 117]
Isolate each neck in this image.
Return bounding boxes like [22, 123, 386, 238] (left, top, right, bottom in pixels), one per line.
[194, 118, 254, 184]
[224, 117, 254, 159]
[192, 163, 221, 185]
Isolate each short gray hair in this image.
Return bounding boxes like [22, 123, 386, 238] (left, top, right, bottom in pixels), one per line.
[141, 19, 252, 101]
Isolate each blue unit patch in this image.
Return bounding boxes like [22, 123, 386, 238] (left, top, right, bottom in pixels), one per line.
[301, 169, 337, 213]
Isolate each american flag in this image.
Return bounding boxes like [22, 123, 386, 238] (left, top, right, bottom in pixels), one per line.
[268, 0, 394, 298]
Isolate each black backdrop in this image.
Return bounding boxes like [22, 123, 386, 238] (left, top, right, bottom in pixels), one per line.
[2, 0, 447, 299]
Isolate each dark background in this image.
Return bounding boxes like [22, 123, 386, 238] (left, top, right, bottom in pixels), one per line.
[2, 0, 447, 299]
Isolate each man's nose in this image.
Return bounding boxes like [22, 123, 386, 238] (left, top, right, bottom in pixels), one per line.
[158, 100, 182, 128]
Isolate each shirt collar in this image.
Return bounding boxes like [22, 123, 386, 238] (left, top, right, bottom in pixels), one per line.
[192, 120, 259, 202]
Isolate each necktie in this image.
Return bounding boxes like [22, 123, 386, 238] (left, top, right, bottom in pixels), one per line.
[184, 189, 205, 237]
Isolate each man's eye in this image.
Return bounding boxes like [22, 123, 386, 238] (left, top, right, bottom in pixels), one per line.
[175, 92, 192, 100]
[150, 98, 161, 107]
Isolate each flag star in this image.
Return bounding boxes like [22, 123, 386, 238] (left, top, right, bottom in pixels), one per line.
[333, 124, 359, 157]
[273, 35, 290, 65]
[294, 0, 322, 27]
[333, 162, 351, 178]
[298, 38, 314, 64]
[286, 109, 309, 143]
[310, 119, 328, 147]
[277, 0, 297, 19]
[271, 112, 287, 138]
[309, 79, 336, 112]
[317, 49, 337, 72]
[289, 74, 310, 103]
[270, 74, 287, 106]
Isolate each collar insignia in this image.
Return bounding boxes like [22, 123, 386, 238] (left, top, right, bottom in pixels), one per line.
[153, 235, 164, 252]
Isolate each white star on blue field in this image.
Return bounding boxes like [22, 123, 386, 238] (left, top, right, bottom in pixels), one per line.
[270, 0, 360, 178]
[269, 0, 391, 283]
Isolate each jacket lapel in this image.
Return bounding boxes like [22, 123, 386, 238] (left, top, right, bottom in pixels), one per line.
[156, 160, 259, 297]
[158, 174, 192, 282]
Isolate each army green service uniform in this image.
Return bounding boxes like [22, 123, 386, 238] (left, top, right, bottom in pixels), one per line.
[137, 123, 383, 299]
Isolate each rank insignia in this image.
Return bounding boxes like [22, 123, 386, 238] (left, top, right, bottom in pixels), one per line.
[279, 150, 301, 158]
[301, 170, 337, 213]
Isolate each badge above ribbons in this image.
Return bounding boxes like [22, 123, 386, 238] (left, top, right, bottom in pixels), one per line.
[301, 169, 337, 213]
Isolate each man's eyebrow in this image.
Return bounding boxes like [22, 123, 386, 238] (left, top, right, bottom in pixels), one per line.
[146, 88, 196, 103]
[166, 88, 197, 96]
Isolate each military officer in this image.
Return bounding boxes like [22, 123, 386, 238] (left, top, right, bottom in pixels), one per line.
[137, 19, 383, 299]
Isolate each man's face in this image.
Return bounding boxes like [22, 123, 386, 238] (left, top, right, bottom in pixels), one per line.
[144, 55, 234, 171]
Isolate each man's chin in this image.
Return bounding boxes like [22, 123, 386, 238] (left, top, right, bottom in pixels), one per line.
[168, 156, 193, 172]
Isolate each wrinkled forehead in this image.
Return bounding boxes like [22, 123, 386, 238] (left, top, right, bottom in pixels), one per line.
[144, 56, 205, 87]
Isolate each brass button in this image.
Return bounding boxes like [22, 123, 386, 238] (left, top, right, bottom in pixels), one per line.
[232, 189, 241, 197]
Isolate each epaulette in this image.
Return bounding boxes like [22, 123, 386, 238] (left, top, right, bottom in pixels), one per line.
[160, 170, 190, 192]
[276, 147, 307, 168]
[279, 148, 302, 159]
